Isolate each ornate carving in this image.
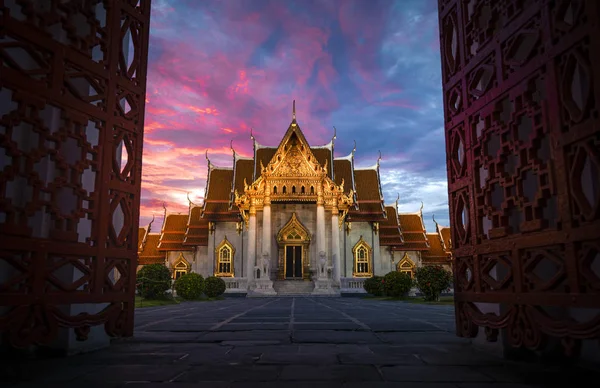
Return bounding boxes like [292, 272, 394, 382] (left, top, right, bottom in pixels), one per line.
[441, 0, 600, 356]
[0, 0, 151, 347]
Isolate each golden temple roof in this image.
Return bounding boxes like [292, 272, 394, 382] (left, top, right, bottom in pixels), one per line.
[379, 205, 403, 246]
[349, 168, 385, 221]
[422, 233, 451, 264]
[158, 214, 193, 251]
[138, 234, 165, 264]
[183, 205, 209, 246]
[333, 158, 354, 195]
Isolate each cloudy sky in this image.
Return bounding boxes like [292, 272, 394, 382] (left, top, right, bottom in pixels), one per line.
[140, 0, 449, 232]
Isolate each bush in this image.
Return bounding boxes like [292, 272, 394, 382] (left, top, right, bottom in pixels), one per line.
[136, 264, 172, 299]
[383, 271, 413, 298]
[414, 265, 453, 301]
[204, 276, 226, 298]
[174, 272, 205, 300]
[363, 276, 385, 296]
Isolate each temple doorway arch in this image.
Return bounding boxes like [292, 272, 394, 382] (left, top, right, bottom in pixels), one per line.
[276, 213, 311, 280]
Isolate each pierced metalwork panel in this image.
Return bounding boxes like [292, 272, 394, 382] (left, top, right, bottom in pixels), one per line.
[439, 0, 600, 356]
[0, 0, 151, 347]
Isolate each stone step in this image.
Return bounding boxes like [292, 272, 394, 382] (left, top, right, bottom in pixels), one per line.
[273, 280, 314, 295]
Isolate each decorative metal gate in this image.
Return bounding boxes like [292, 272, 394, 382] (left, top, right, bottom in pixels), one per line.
[439, 0, 600, 355]
[0, 0, 151, 347]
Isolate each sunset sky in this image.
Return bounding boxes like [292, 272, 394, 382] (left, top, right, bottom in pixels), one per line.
[141, 0, 448, 232]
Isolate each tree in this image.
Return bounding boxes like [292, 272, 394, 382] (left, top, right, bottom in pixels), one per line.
[174, 273, 205, 300]
[136, 264, 171, 299]
[414, 265, 452, 301]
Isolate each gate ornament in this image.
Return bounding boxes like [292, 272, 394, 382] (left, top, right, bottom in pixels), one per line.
[439, 0, 600, 356]
[0, 0, 151, 347]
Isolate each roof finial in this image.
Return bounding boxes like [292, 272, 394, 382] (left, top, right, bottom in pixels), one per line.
[332, 126, 337, 141]
[148, 214, 155, 233]
[395, 193, 400, 210]
[420, 201, 424, 213]
[187, 192, 194, 207]
[250, 128, 255, 141]
[205, 149, 209, 161]
[292, 100, 296, 120]
[162, 202, 167, 225]
[377, 150, 382, 167]
[230, 139, 236, 156]
[352, 140, 356, 156]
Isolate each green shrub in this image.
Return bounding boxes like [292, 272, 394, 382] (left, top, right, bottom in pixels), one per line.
[204, 276, 226, 298]
[414, 265, 453, 301]
[136, 264, 172, 299]
[383, 271, 413, 297]
[363, 276, 385, 296]
[174, 272, 205, 300]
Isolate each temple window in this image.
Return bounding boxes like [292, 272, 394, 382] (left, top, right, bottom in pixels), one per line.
[397, 253, 415, 278]
[310, 186, 315, 194]
[301, 186, 305, 194]
[283, 186, 287, 194]
[215, 237, 235, 277]
[352, 237, 372, 277]
[172, 253, 191, 280]
[273, 186, 277, 194]
[292, 186, 296, 194]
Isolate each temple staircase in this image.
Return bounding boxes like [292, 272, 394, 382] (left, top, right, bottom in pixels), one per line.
[273, 280, 315, 296]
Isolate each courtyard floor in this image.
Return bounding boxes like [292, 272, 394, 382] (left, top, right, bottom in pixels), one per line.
[6, 297, 597, 387]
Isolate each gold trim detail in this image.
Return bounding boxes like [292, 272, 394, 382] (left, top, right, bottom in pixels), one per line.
[352, 236, 373, 277]
[276, 213, 311, 280]
[397, 252, 416, 278]
[214, 236, 235, 277]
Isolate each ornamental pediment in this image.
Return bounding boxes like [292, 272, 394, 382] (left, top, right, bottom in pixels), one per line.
[263, 134, 326, 179]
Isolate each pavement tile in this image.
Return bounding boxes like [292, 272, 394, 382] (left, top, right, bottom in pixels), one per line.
[280, 365, 382, 381]
[292, 330, 381, 344]
[231, 382, 342, 388]
[381, 366, 493, 382]
[378, 332, 472, 345]
[338, 352, 425, 366]
[257, 352, 339, 365]
[343, 383, 459, 388]
[419, 352, 506, 366]
[199, 330, 290, 342]
[176, 365, 280, 382]
[79, 365, 190, 383]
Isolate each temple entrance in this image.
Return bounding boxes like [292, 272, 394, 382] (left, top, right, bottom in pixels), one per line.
[277, 213, 311, 280]
[285, 245, 303, 279]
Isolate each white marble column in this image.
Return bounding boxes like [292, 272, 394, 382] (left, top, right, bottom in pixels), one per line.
[247, 200, 257, 283]
[262, 195, 271, 279]
[331, 204, 341, 284]
[316, 185, 326, 274]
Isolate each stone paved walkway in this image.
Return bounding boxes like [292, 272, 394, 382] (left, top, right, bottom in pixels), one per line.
[5, 297, 596, 387]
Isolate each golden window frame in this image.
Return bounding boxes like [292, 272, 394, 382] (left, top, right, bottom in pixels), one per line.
[214, 236, 235, 277]
[352, 236, 373, 277]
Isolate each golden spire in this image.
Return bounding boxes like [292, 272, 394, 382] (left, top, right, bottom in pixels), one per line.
[292, 100, 296, 120]
[432, 214, 439, 232]
[161, 202, 168, 231]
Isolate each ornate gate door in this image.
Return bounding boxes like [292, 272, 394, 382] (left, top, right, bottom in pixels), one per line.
[438, 0, 600, 355]
[0, 0, 151, 347]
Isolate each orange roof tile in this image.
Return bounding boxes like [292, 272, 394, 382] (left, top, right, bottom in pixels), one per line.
[158, 214, 193, 251]
[311, 147, 332, 178]
[138, 234, 164, 264]
[204, 168, 234, 214]
[234, 158, 254, 195]
[137, 227, 147, 252]
[349, 169, 385, 220]
[439, 226, 452, 250]
[379, 206, 403, 246]
[184, 206, 209, 246]
[398, 213, 425, 232]
[423, 233, 449, 258]
[333, 159, 354, 194]
[255, 147, 277, 179]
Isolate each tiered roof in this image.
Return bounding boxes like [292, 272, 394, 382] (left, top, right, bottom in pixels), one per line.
[137, 230, 164, 265]
[421, 233, 451, 264]
[183, 205, 209, 246]
[379, 205, 404, 246]
[157, 213, 193, 251]
[395, 209, 430, 251]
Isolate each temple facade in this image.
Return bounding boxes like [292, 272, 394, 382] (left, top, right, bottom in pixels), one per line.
[138, 107, 452, 295]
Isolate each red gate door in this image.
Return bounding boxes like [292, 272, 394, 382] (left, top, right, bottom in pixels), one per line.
[439, 0, 600, 355]
[0, 0, 151, 347]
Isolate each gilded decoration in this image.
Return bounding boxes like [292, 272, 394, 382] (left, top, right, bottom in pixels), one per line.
[172, 252, 191, 280]
[214, 236, 235, 277]
[276, 213, 311, 280]
[352, 236, 373, 277]
[234, 126, 355, 229]
[397, 252, 416, 278]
